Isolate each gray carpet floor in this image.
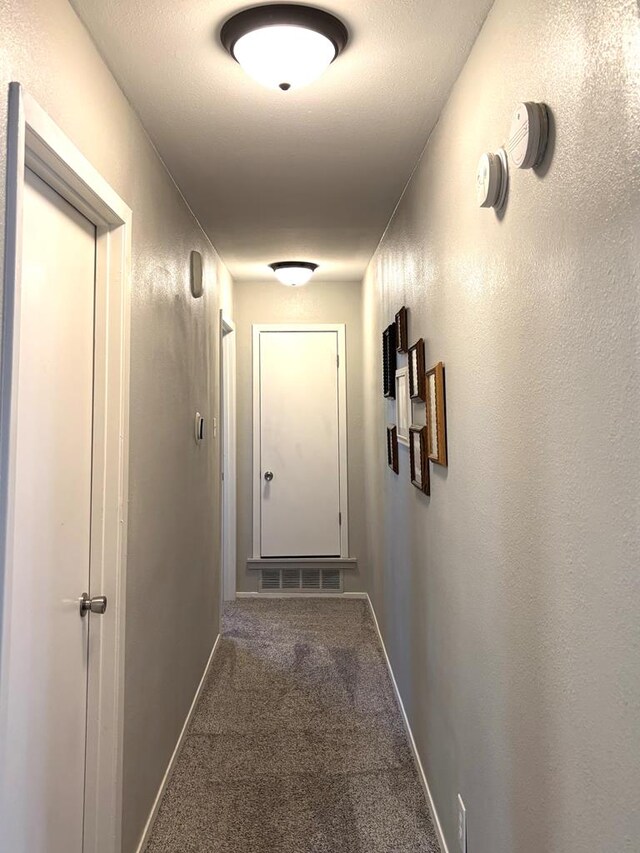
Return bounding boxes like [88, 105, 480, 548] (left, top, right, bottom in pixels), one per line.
[145, 599, 440, 852]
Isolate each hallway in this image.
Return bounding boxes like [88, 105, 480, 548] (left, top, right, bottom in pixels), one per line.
[146, 600, 439, 852]
[0, 0, 638, 851]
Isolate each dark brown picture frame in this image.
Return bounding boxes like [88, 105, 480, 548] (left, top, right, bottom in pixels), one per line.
[386, 425, 399, 474]
[408, 338, 426, 401]
[409, 425, 430, 494]
[382, 323, 397, 398]
[395, 306, 408, 353]
[426, 362, 447, 466]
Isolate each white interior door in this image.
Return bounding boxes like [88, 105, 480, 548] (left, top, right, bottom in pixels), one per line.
[0, 168, 96, 851]
[259, 329, 342, 557]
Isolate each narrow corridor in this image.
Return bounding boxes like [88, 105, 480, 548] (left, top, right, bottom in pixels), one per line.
[1, 3, 638, 851]
[146, 600, 439, 852]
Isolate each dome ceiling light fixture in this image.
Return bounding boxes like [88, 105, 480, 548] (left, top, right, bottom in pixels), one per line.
[220, 4, 349, 92]
[269, 261, 319, 286]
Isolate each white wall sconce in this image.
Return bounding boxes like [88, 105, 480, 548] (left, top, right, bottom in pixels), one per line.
[220, 4, 349, 91]
[269, 261, 318, 286]
[190, 250, 203, 298]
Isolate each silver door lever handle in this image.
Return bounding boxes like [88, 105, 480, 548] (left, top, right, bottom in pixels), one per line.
[80, 593, 108, 617]
[264, 471, 274, 482]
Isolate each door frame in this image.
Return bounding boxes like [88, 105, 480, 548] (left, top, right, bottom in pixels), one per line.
[252, 323, 349, 559]
[220, 312, 237, 602]
[0, 84, 131, 853]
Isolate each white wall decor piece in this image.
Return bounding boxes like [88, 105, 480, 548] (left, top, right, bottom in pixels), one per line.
[190, 250, 203, 297]
[395, 366, 411, 446]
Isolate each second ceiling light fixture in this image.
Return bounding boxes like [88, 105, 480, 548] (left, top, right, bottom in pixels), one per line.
[221, 3, 349, 91]
[269, 261, 318, 286]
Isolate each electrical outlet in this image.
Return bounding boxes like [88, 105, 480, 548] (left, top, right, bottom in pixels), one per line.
[457, 794, 467, 853]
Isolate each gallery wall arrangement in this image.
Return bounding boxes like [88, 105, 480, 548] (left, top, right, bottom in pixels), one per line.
[383, 306, 448, 494]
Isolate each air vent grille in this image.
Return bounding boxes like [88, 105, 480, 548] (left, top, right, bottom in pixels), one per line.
[260, 569, 281, 590]
[282, 569, 300, 589]
[259, 568, 343, 593]
[322, 570, 341, 590]
[301, 569, 321, 589]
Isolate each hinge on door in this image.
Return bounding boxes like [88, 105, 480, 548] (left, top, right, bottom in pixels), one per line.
[339, 512, 342, 526]
[337, 354, 340, 368]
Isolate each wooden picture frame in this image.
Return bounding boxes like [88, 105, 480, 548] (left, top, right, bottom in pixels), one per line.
[408, 338, 426, 401]
[382, 323, 397, 398]
[395, 306, 408, 353]
[426, 361, 447, 466]
[386, 425, 399, 474]
[409, 425, 429, 494]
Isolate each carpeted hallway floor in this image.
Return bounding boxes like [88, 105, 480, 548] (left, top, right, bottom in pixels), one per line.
[145, 599, 440, 852]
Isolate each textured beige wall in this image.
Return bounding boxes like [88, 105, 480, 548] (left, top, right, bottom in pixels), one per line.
[234, 279, 365, 593]
[362, 1, 640, 851]
[0, 2, 231, 851]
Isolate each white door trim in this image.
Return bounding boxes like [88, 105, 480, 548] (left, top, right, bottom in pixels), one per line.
[251, 323, 349, 559]
[0, 83, 131, 853]
[220, 312, 236, 601]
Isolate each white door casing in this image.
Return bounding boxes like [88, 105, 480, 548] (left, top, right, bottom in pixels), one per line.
[0, 85, 131, 853]
[220, 313, 236, 601]
[252, 325, 348, 559]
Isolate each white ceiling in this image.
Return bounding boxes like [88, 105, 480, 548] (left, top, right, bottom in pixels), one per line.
[71, 0, 492, 282]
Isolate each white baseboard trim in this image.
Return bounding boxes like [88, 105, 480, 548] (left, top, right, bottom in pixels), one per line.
[235, 591, 369, 600]
[135, 633, 221, 853]
[365, 594, 449, 853]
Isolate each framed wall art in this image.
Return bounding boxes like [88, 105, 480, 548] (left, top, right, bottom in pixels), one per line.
[382, 324, 397, 398]
[386, 425, 399, 474]
[395, 366, 412, 446]
[409, 425, 429, 494]
[408, 338, 426, 401]
[426, 361, 447, 466]
[395, 306, 408, 353]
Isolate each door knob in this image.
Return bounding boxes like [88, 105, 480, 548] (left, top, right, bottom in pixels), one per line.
[80, 593, 108, 617]
[264, 471, 274, 482]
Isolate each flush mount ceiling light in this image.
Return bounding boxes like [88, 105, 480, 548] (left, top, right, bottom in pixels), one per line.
[269, 261, 318, 286]
[221, 4, 348, 91]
